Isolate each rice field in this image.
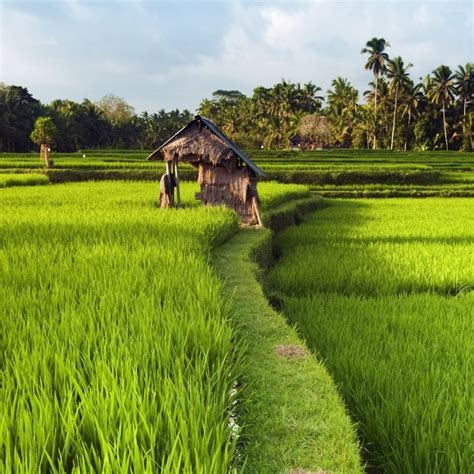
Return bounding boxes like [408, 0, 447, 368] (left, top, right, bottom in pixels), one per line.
[0, 173, 49, 187]
[1, 173, 471, 472]
[2, 149, 473, 196]
[1, 149, 473, 173]
[0, 180, 307, 472]
[267, 199, 474, 473]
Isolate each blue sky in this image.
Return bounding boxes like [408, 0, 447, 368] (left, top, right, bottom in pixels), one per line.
[1, 0, 472, 113]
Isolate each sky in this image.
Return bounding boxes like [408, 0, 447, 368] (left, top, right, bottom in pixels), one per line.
[0, 0, 473, 113]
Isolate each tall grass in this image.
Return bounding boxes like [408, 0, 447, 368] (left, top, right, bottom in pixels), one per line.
[267, 198, 474, 473]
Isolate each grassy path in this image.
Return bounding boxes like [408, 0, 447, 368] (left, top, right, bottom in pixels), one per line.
[214, 225, 362, 473]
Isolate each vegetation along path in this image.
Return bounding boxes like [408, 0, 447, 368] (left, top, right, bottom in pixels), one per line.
[213, 199, 362, 473]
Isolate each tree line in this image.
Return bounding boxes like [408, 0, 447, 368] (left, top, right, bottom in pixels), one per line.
[0, 89, 193, 152]
[1, 37, 472, 153]
[199, 38, 473, 151]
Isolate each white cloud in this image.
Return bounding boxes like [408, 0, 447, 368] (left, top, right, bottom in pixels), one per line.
[150, 0, 472, 108]
[1, 0, 472, 111]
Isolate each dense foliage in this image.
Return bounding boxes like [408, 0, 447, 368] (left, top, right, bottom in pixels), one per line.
[267, 199, 473, 473]
[0, 87, 193, 153]
[1, 38, 472, 153]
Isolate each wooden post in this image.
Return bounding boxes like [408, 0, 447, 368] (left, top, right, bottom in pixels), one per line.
[165, 161, 174, 207]
[252, 196, 263, 226]
[174, 160, 181, 208]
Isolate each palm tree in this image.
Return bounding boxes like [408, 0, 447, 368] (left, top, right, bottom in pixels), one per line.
[326, 77, 359, 146]
[197, 98, 220, 121]
[386, 56, 413, 149]
[427, 65, 456, 150]
[454, 63, 474, 150]
[401, 81, 423, 150]
[299, 82, 324, 113]
[361, 37, 390, 148]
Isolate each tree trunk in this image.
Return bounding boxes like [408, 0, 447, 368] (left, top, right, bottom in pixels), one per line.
[390, 83, 399, 150]
[373, 73, 378, 149]
[404, 110, 411, 151]
[40, 144, 52, 168]
[442, 103, 448, 151]
[462, 98, 469, 150]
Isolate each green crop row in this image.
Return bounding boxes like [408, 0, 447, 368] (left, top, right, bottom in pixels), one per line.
[0, 181, 308, 472]
[266, 199, 473, 473]
[0, 173, 49, 188]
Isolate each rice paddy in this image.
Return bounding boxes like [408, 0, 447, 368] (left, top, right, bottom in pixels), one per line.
[267, 198, 474, 473]
[1, 149, 472, 473]
[0, 173, 49, 187]
[0, 181, 306, 472]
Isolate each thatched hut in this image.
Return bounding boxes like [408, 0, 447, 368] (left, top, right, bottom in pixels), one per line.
[146, 115, 265, 225]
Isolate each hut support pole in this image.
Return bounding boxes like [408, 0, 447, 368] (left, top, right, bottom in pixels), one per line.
[174, 160, 181, 208]
[252, 197, 263, 226]
[165, 161, 174, 207]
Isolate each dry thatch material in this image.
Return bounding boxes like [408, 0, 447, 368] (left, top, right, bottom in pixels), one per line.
[160, 123, 237, 172]
[198, 164, 260, 224]
[147, 115, 264, 224]
[198, 165, 250, 202]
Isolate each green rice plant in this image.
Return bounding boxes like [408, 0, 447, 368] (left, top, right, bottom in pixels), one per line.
[257, 181, 310, 210]
[267, 198, 474, 473]
[0, 180, 307, 472]
[0, 173, 49, 187]
[0, 182, 237, 473]
[1, 150, 473, 191]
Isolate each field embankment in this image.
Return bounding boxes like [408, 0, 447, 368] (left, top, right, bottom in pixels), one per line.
[267, 198, 474, 473]
[1, 149, 473, 195]
[214, 196, 362, 473]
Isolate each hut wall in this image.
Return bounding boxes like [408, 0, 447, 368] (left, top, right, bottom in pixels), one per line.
[198, 164, 259, 224]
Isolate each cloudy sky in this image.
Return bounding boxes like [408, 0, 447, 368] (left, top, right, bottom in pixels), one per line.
[1, 0, 472, 113]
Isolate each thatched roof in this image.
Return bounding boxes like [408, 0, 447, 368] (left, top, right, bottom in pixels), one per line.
[146, 115, 265, 177]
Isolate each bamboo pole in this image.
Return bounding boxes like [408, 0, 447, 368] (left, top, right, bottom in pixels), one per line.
[174, 160, 181, 208]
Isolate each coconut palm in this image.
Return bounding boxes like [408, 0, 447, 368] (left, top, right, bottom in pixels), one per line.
[361, 37, 390, 148]
[197, 98, 219, 122]
[299, 82, 324, 113]
[326, 77, 359, 146]
[386, 56, 413, 149]
[401, 81, 424, 150]
[427, 65, 456, 150]
[454, 64, 474, 120]
[454, 63, 474, 150]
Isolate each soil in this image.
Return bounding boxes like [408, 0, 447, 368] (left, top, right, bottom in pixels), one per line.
[274, 344, 307, 359]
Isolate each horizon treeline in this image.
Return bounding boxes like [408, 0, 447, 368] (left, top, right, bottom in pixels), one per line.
[1, 38, 472, 153]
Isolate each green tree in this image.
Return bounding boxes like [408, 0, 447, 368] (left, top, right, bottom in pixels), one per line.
[454, 63, 474, 151]
[30, 116, 57, 167]
[326, 77, 359, 147]
[364, 77, 390, 148]
[96, 94, 135, 125]
[386, 56, 413, 149]
[298, 114, 333, 148]
[401, 81, 424, 150]
[361, 37, 390, 148]
[0, 84, 42, 152]
[427, 65, 456, 150]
